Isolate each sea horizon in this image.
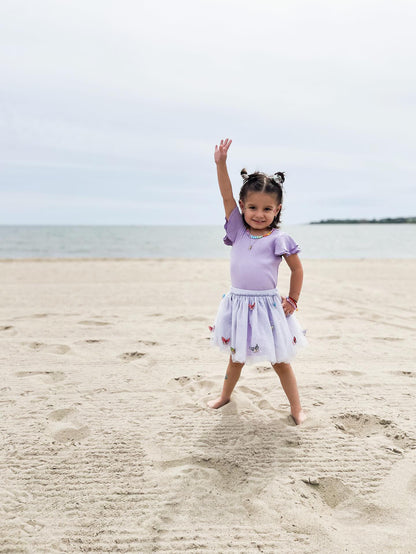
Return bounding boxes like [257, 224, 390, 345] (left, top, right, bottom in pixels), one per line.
[1, 223, 416, 259]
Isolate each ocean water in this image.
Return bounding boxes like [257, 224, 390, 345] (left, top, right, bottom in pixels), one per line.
[0, 224, 415, 259]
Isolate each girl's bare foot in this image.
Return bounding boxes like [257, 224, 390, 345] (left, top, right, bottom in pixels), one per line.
[290, 409, 307, 425]
[207, 397, 230, 409]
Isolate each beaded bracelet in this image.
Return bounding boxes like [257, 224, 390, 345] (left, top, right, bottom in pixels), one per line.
[286, 297, 298, 310]
[288, 296, 298, 307]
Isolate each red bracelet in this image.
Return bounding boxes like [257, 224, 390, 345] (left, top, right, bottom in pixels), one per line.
[288, 296, 298, 307]
[286, 297, 298, 310]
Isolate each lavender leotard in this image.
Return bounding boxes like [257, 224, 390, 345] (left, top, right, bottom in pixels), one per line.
[224, 206, 300, 290]
[210, 206, 306, 363]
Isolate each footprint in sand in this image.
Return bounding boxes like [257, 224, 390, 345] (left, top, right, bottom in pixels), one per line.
[28, 342, 70, 354]
[333, 413, 393, 436]
[0, 398, 16, 406]
[237, 385, 276, 414]
[301, 476, 353, 508]
[171, 374, 216, 390]
[332, 413, 416, 451]
[80, 387, 108, 400]
[78, 320, 111, 326]
[373, 336, 404, 342]
[238, 385, 263, 398]
[329, 369, 364, 377]
[117, 341, 158, 361]
[0, 325, 16, 336]
[120, 352, 146, 361]
[52, 426, 90, 443]
[204, 383, 280, 417]
[47, 407, 77, 422]
[256, 366, 273, 373]
[13, 313, 54, 321]
[257, 398, 276, 411]
[166, 315, 206, 322]
[393, 370, 415, 378]
[15, 370, 66, 383]
[47, 407, 90, 443]
[324, 314, 344, 321]
[137, 340, 158, 347]
[169, 375, 217, 406]
[172, 376, 191, 385]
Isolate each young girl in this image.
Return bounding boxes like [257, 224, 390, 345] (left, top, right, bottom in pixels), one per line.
[208, 138, 307, 425]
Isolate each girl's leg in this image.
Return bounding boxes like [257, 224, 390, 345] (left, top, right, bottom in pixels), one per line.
[207, 357, 244, 409]
[272, 362, 306, 424]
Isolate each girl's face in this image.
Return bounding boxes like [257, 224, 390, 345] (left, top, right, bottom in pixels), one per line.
[239, 191, 281, 233]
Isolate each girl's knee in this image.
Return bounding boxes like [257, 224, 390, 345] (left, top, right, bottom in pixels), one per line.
[228, 357, 244, 369]
[272, 362, 291, 374]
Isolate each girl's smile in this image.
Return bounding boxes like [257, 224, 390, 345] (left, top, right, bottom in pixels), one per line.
[239, 191, 281, 235]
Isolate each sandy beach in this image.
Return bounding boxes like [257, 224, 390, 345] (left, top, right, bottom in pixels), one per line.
[1, 258, 415, 553]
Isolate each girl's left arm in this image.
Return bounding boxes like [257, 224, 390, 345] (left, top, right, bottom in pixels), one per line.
[284, 253, 303, 302]
[281, 254, 303, 315]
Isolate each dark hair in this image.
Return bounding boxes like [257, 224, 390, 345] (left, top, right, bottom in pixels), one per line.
[239, 169, 285, 228]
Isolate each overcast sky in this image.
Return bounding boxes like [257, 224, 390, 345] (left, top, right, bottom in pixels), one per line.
[1, 0, 415, 225]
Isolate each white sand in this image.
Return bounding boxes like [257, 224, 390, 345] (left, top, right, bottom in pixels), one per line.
[1, 258, 415, 553]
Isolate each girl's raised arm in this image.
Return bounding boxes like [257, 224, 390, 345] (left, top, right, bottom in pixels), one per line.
[214, 138, 237, 220]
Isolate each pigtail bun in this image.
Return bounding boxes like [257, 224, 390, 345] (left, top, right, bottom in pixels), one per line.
[240, 168, 249, 181]
[272, 172, 285, 185]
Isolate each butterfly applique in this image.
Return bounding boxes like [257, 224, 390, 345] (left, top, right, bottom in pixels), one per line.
[293, 336, 297, 344]
[249, 302, 255, 310]
[208, 325, 215, 332]
[222, 337, 230, 345]
[250, 344, 259, 352]
[230, 347, 236, 354]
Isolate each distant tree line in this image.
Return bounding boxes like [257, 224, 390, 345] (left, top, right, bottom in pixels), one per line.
[310, 217, 416, 224]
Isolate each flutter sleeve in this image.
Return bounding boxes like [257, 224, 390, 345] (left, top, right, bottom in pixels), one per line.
[223, 206, 245, 246]
[274, 232, 301, 257]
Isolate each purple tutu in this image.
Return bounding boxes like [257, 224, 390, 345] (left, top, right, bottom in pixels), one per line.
[210, 287, 307, 365]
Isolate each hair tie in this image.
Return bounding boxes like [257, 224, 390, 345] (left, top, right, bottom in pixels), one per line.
[240, 168, 249, 181]
[271, 172, 285, 185]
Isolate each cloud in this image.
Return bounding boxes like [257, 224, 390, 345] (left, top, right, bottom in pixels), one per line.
[0, 0, 415, 224]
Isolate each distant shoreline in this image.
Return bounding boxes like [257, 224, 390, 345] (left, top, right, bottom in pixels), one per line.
[310, 217, 416, 224]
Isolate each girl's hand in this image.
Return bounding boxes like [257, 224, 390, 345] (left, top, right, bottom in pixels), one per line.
[281, 297, 295, 316]
[214, 138, 232, 165]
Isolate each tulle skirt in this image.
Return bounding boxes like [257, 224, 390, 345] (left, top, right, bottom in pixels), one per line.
[210, 287, 307, 365]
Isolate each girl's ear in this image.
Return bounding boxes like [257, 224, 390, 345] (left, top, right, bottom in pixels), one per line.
[239, 199, 244, 211]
